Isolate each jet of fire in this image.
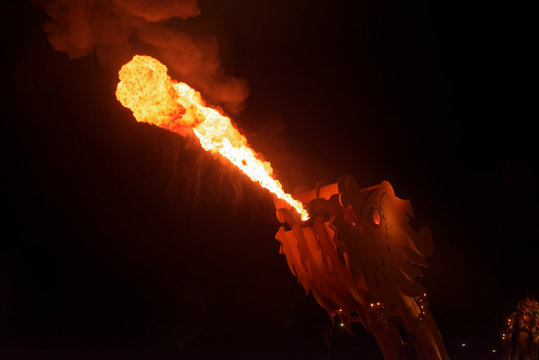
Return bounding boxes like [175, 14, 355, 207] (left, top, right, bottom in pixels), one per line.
[116, 55, 309, 220]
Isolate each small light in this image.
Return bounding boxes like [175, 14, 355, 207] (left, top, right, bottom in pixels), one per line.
[340, 323, 345, 327]
[369, 208, 381, 226]
[376, 302, 380, 306]
[461, 343, 466, 348]
[370, 303, 374, 307]
[492, 349, 496, 353]
[423, 292, 427, 297]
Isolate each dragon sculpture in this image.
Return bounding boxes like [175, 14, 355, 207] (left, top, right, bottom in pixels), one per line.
[274, 174, 449, 359]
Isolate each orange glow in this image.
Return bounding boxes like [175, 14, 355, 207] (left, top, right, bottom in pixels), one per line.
[116, 55, 309, 220]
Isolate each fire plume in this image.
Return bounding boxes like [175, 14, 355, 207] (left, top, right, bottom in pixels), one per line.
[116, 55, 309, 220]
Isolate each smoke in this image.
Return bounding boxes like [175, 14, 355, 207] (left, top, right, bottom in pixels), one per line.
[35, 0, 249, 112]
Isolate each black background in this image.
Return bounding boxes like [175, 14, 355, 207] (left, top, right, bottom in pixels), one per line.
[1, 1, 536, 359]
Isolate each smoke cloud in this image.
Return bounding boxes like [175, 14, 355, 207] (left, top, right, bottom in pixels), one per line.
[35, 0, 249, 112]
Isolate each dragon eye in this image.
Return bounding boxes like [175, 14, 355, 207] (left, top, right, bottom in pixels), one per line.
[370, 208, 381, 226]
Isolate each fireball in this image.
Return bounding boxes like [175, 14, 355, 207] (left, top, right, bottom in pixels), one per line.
[116, 55, 309, 220]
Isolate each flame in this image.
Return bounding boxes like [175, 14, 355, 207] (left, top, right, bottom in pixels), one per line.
[116, 55, 309, 220]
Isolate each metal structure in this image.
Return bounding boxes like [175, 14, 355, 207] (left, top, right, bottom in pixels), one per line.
[274, 175, 449, 359]
[502, 297, 539, 360]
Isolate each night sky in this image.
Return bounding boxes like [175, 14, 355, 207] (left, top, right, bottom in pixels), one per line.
[1, 1, 536, 359]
